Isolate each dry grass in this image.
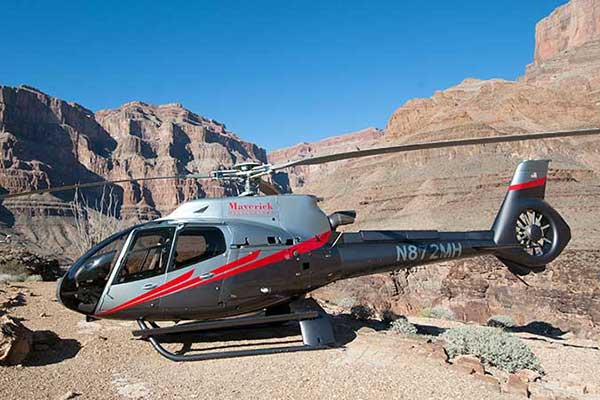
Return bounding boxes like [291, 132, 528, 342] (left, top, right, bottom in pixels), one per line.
[69, 188, 134, 253]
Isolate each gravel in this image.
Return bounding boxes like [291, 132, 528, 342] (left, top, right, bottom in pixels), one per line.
[1, 282, 598, 400]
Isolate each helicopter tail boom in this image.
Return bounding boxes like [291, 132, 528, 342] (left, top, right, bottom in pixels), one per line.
[317, 160, 571, 285]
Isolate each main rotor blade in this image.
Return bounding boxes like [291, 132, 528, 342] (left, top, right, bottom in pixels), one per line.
[272, 128, 600, 170]
[0, 173, 211, 200]
[257, 178, 281, 196]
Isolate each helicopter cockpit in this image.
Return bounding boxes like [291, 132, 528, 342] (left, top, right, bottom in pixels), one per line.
[58, 221, 228, 316]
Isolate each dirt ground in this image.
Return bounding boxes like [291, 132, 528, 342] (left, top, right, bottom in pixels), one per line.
[1, 282, 599, 400]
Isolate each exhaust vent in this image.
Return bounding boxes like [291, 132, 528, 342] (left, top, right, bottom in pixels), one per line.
[328, 210, 356, 230]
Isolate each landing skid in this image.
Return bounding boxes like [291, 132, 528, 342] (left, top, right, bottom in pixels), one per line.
[132, 299, 336, 361]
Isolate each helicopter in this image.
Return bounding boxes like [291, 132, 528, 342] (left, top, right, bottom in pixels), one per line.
[1, 127, 599, 361]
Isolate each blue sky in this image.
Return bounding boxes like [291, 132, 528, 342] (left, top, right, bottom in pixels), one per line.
[1, 0, 566, 150]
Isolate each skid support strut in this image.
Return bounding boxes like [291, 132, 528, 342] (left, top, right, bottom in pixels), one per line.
[133, 300, 336, 361]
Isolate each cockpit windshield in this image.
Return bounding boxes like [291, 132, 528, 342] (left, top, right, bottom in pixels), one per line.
[58, 226, 135, 314]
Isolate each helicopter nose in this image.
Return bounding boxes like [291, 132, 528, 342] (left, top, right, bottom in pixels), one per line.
[56, 269, 93, 315]
[56, 276, 77, 312]
[57, 255, 110, 315]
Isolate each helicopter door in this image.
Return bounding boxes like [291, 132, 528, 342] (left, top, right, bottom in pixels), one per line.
[160, 225, 229, 319]
[97, 226, 175, 318]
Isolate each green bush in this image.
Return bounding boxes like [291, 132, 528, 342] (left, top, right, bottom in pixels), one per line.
[420, 306, 455, 320]
[389, 316, 418, 336]
[487, 315, 516, 329]
[441, 326, 543, 373]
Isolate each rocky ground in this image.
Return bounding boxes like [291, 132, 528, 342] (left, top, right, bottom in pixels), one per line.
[1, 281, 599, 400]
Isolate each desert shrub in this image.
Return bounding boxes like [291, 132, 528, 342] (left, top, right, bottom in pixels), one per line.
[389, 316, 418, 336]
[0, 273, 28, 283]
[420, 306, 455, 320]
[487, 315, 516, 329]
[350, 304, 375, 321]
[441, 326, 543, 373]
[25, 274, 43, 282]
[0, 259, 29, 276]
[0, 248, 62, 281]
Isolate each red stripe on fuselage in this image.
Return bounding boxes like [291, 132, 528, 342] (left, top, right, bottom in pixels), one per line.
[508, 177, 546, 191]
[95, 231, 330, 316]
[210, 250, 261, 275]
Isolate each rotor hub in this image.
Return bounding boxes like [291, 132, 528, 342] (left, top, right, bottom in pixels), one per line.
[233, 162, 262, 172]
[515, 210, 553, 257]
[525, 224, 543, 242]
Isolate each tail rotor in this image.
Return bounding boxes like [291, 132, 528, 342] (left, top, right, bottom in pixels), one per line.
[492, 160, 571, 275]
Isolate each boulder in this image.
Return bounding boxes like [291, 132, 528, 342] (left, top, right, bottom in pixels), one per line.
[474, 374, 501, 392]
[515, 369, 542, 383]
[503, 373, 530, 397]
[0, 315, 32, 365]
[424, 341, 448, 363]
[452, 355, 485, 375]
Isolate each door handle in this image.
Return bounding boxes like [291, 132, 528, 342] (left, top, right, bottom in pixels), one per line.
[142, 283, 157, 290]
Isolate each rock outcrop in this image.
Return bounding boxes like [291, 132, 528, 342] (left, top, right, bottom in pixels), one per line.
[533, 0, 600, 64]
[96, 101, 266, 218]
[523, 0, 600, 99]
[385, 77, 599, 141]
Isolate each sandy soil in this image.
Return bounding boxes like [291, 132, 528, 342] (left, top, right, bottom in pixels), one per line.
[1, 282, 599, 400]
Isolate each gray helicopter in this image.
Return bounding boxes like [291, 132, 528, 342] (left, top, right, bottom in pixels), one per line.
[1, 128, 597, 361]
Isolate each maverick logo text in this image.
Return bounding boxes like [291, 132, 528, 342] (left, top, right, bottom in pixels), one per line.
[228, 202, 275, 216]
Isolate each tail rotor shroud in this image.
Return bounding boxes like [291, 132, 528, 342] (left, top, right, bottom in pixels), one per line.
[491, 160, 571, 275]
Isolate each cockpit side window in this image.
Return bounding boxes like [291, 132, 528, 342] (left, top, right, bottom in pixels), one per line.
[171, 227, 226, 271]
[115, 227, 174, 284]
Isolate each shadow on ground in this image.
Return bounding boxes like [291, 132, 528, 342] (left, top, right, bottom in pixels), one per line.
[24, 335, 81, 367]
[132, 314, 589, 360]
[509, 321, 568, 339]
[137, 313, 394, 359]
[23, 330, 81, 366]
